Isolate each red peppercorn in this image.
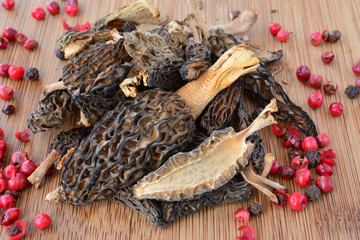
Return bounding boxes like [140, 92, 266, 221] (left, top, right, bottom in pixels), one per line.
[277, 30, 290, 42]
[329, 102, 343, 116]
[32, 7, 46, 20]
[15, 33, 27, 46]
[0, 178, 7, 193]
[34, 214, 52, 230]
[269, 160, 280, 174]
[0, 37, 8, 49]
[356, 79, 360, 88]
[2, 0, 15, 10]
[316, 175, 333, 192]
[295, 168, 311, 188]
[8, 173, 28, 191]
[40, 160, 56, 175]
[0, 194, 16, 209]
[0, 85, 14, 100]
[11, 151, 31, 167]
[353, 61, 360, 75]
[234, 208, 250, 223]
[2, 27, 17, 41]
[316, 133, 330, 148]
[0, 171, 4, 179]
[296, 65, 311, 83]
[1, 208, 20, 226]
[7, 220, 26, 240]
[64, 0, 79, 16]
[308, 92, 324, 109]
[20, 160, 37, 176]
[321, 149, 336, 166]
[5, 165, 19, 180]
[273, 189, 289, 207]
[289, 192, 307, 211]
[316, 163, 333, 176]
[309, 74, 323, 89]
[23, 39, 38, 50]
[237, 225, 255, 240]
[15, 129, 30, 142]
[309, 31, 322, 46]
[282, 127, 301, 149]
[0, 140, 7, 152]
[291, 156, 309, 171]
[0, 128, 4, 140]
[323, 81, 338, 95]
[47, 1, 60, 15]
[321, 51, 335, 64]
[279, 165, 295, 179]
[0, 151, 4, 166]
[272, 124, 287, 137]
[0, 63, 10, 77]
[301, 136, 318, 151]
[8, 65, 24, 80]
[269, 23, 281, 36]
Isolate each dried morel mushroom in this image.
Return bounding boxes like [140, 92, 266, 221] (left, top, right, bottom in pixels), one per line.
[180, 43, 212, 82]
[200, 79, 242, 135]
[134, 100, 279, 201]
[243, 62, 318, 136]
[46, 45, 261, 205]
[56, 29, 113, 59]
[147, 27, 184, 58]
[28, 127, 92, 188]
[27, 89, 75, 133]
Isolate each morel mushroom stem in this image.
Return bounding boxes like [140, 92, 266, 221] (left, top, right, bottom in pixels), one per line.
[28, 149, 61, 188]
[176, 44, 259, 119]
[77, 111, 92, 127]
[45, 187, 62, 203]
[261, 153, 276, 177]
[43, 81, 67, 95]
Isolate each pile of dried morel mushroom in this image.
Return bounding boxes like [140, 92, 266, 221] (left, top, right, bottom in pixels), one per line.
[27, 0, 317, 228]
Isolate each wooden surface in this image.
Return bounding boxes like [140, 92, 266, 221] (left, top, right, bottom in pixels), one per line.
[0, 0, 360, 239]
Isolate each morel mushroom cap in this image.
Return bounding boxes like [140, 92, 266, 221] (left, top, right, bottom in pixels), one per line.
[133, 99, 278, 201]
[27, 89, 75, 133]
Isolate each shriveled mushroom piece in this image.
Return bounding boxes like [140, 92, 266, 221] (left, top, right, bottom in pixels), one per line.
[45, 44, 261, 205]
[243, 62, 318, 136]
[27, 89, 75, 133]
[56, 29, 113, 59]
[28, 127, 92, 188]
[94, 0, 161, 30]
[133, 99, 279, 201]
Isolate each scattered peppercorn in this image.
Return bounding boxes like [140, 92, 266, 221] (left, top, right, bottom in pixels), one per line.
[0, 37, 8, 49]
[47, 1, 60, 15]
[234, 207, 250, 223]
[356, 79, 360, 88]
[24, 39, 39, 50]
[237, 225, 255, 240]
[283, 127, 301, 149]
[315, 163, 333, 176]
[304, 150, 321, 167]
[321, 30, 341, 43]
[308, 92, 324, 109]
[248, 202, 264, 216]
[287, 148, 304, 160]
[34, 213, 52, 230]
[273, 189, 289, 207]
[8, 172, 28, 191]
[345, 85, 359, 99]
[0, 85, 14, 100]
[20, 160, 37, 176]
[15, 33, 27, 46]
[0, 63, 9, 77]
[0, 178, 7, 193]
[63, 20, 91, 32]
[323, 81, 338, 95]
[64, 0, 79, 16]
[0, 128, 5, 140]
[8, 65, 24, 80]
[329, 102, 343, 116]
[305, 185, 321, 201]
[353, 61, 360, 75]
[289, 192, 307, 211]
[321, 51, 335, 64]
[2, 0, 15, 10]
[0, 194, 16, 209]
[316, 133, 330, 148]
[291, 156, 309, 170]
[295, 168, 311, 187]
[25, 67, 39, 81]
[55, 48, 65, 60]
[269, 160, 280, 174]
[296, 65, 311, 83]
[7, 220, 26, 240]
[2, 27, 17, 41]
[272, 123, 287, 136]
[309, 31, 322, 46]
[279, 165, 295, 179]
[0, 140, 5, 151]
[321, 149, 336, 166]
[15, 129, 30, 142]
[316, 175, 334, 192]
[309, 74, 323, 89]
[269, 23, 281, 36]
[32, 7, 46, 20]
[3, 104, 16, 115]
[277, 30, 289, 42]
[0, 208, 21, 226]
[5, 165, 19, 180]
[302, 136, 319, 151]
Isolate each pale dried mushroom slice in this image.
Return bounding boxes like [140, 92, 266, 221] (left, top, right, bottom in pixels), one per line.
[133, 99, 278, 201]
[95, 0, 161, 30]
[57, 29, 113, 59]
[147, 27, 184, 58]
